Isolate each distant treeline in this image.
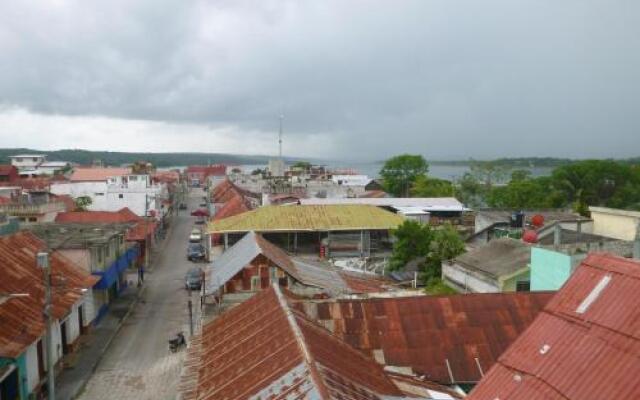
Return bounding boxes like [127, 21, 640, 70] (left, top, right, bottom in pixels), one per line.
[431, 157, 640, 168]
[0, 148, 295, 168]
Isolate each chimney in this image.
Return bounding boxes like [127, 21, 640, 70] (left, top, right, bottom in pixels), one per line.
[554, 223, 562, 248]
[634, 223, 640, 260]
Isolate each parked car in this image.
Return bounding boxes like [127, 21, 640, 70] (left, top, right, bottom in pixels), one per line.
[189, 228, 202, 242]
[187, 243, 206, 261]
[185, 267, 204, 290]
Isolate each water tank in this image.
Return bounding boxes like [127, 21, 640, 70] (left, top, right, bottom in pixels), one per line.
[522, 230, 538, 243]
[531, 214, 545, 228]
[510, 211, 525, 228]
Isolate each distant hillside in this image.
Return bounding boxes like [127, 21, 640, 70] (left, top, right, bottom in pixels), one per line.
[0, 148, 297, 168]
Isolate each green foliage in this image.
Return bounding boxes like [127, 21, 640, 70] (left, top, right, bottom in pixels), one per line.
[389, 220, 433, 271]
[0, 148, 283, 168]
[74, 196, 92, 211]
[454, 172, 485, 207]
[380, 154, 429, 197]
[423, 223, 466, 283]
[291, 161, 312, 170]
[410, 175, 454, 197]
[390, 221, 465, 289]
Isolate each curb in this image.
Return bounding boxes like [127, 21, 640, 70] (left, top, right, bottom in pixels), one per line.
[70, 285, 147, 399]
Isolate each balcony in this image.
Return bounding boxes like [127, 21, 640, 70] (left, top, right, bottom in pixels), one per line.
[0, 201, 66, 216]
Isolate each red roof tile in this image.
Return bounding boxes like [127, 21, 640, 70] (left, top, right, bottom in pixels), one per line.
[181, 286, 445, 400]
[295, 291, 553, 385]
[467, 253, 640, 400]
[0, 232, 98, 358]
[55, 207, 141, 224]
[185, 164, 226, 177]
[70, 167, 130, 182]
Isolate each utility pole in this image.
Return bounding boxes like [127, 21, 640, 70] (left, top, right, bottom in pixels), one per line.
[188, 299, 194, 336]
[38, 252, 55, 400]
[278, 114, 284, 161]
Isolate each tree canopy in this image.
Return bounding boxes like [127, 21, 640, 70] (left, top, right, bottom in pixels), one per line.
[380, 154, 429, 197]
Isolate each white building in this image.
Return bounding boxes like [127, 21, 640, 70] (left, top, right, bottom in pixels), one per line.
[50, 167, 168, 218]
[9, 154, 47, 171]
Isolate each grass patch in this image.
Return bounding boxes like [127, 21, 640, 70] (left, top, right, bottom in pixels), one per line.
[425, 278, 458, 295]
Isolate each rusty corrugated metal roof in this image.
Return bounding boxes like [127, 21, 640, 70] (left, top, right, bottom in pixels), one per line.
[181, 285, 457, 399]
[0, 231, 98, 358]
[294, 291, 553, 385]
[467, 253, 640, 400]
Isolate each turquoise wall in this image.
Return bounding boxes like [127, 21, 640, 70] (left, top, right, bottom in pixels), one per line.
[531, 247, 572, 291]
[0, 354, 28, 399]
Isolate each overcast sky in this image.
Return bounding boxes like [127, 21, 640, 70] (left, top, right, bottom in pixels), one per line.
[0, 0, 638, 161]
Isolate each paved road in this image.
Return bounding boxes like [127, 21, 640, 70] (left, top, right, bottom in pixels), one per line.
[77, 189, 204, 400]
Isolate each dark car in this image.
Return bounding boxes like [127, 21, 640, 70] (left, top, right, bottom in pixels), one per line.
[184, 267, 203, 290]
[187, 243, 205, 261]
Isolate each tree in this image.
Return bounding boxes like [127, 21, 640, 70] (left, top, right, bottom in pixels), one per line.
[411, 175, 454, 197]
[424, 223, 465, 284]
[380, 154, 429, 197]
[74, 196, 92, 211]
[291, 161, 312, 171]
[389, 220, 433, 271]
[454, 172, 485, 207]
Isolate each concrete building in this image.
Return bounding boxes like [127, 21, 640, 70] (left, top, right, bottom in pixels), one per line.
[589, 206, 640, 241]
[9, 155, 47, 171]
[0, 188, 67, 224]
[50, 167, 168, 219]
[26, 223, 140, 321]
[443, 238, 532, 293]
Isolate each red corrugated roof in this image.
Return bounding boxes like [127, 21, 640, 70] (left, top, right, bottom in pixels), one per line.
[181, 286, 445, 400]
[467, 253, 640, 400]
[0, 231, 98, 358]
[295, 291, 553, 385]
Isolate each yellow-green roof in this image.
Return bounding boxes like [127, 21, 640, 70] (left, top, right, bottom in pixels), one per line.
[208, 205, 405, 233]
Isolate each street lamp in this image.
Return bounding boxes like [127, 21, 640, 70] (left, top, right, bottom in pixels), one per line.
[37, 252, 55, 400]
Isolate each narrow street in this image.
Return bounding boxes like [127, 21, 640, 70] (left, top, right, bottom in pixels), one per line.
[76, 189, 204, 400]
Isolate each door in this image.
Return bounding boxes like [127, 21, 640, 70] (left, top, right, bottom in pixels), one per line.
[36, 340, 45, 381]
[0, 366, 19, 400]
[61, 321, 69, 355]
[78, 305, 85, 335]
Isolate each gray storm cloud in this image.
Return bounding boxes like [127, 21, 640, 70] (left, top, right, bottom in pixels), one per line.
[0, 0, 639, 160]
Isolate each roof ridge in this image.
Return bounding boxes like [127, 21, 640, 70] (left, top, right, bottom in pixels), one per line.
[273, 284, 331, 399]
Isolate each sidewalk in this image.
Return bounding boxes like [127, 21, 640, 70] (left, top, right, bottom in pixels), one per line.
[55, 285, 144, 400]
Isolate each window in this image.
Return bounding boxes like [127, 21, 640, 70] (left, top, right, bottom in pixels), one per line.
[95, 192, 104, 196]
[118, 194, 124, 199]
[33, 157, 39, 162]
[250, 276, 261, 291]
[516, 281, 530, 292]
[129, 175, 138, 181]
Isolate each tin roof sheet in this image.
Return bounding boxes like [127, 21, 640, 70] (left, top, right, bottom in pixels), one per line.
[208, 205, 405, 234]
[182, 285, 452, 400]
[298, 197, 465, 211]
[467, 253, 640, 400]
[294, 291, 553, 385]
